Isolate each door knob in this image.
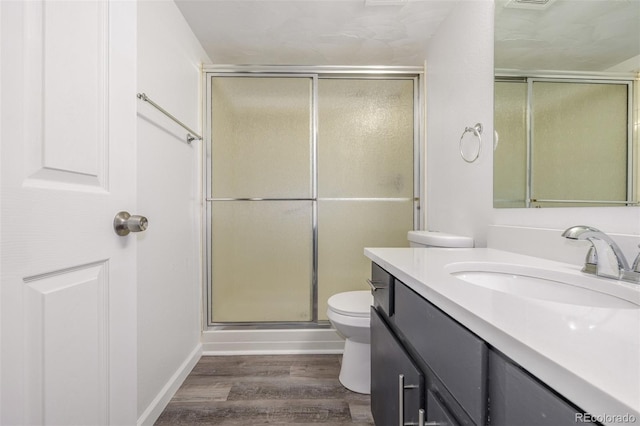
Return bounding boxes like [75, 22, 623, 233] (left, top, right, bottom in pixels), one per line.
[114, 211, 148, 236]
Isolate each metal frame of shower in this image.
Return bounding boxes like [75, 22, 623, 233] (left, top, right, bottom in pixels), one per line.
[202, 65, 425, 329]
[495, 70, 636, 208]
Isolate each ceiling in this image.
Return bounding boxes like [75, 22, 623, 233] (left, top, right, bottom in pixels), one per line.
[174, 0, 459, 65]
[495, 0, 640, 72]
[175, 0, 640, 72]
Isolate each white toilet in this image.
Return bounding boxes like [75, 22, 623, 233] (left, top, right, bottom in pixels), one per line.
[407, 230, 474, 248]
[327, 290, 373, 394]
[327, 230, 474, 394]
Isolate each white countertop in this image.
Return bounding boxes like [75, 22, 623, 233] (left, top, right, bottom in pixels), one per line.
[364, 247, 640, 425]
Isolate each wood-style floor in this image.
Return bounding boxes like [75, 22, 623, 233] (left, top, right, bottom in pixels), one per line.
[155, 354, 374, 426]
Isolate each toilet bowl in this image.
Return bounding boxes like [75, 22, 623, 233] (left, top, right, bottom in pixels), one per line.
[327, 290, 372, 394]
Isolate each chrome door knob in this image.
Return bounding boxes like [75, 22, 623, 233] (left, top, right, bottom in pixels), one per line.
[114, 211, 148, 236]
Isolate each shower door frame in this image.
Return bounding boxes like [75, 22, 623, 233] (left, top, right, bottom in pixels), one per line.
[203, 65, 425, 329]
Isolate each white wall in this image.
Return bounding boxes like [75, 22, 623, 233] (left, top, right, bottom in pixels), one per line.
[136, 1, 210, 423]
[494, 208, 640, 240]
[425, 0, 495, 247]
[425, 0, 640, 253]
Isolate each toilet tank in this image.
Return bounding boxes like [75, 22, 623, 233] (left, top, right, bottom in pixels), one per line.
[407, 231, 474, 248]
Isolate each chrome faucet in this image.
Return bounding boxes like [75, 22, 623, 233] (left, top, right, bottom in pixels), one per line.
[562, 225, 639, 283]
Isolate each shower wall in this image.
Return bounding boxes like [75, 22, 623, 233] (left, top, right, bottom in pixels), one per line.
[208, 74, 417, 324]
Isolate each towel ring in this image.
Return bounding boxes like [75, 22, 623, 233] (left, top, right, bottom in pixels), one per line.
[459, 123, 483, 163]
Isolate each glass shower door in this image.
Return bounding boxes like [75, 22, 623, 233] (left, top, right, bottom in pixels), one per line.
[208, 73, 418, 325]
[530, 81, 629, 206]
[317, 78, 415, 320]
[209, 76, 314, 322]
[494, 80, 528, 208]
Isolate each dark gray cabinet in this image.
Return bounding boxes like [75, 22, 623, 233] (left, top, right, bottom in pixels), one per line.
[370, 262, 394, 317]
[426, 391, 459, 425]
[395, 281, 487, 425]
[488, 350, 597, 426]
[369, 262, 600, 426]
[371, 307, 423, 426]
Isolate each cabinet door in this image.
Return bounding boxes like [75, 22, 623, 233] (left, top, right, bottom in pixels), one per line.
[371, 307, 423, 426]
[426, 391, 460, 426]
[395, 282, 488, 424]
[489, 350, 598, 426]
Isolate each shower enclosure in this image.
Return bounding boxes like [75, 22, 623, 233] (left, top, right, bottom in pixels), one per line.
[205, 67, 422, 326]
[494, 76, 633, 208]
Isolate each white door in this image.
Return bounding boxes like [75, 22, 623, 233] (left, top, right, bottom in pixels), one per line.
[1, 1, 137, 425]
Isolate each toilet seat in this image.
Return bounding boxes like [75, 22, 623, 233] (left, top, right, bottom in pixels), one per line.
[327, 291, 372, 318]
[326, 309, 370, 329]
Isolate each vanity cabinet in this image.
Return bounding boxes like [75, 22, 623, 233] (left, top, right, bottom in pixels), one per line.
[371, 307, 423, 426]
[394, 281, 488, 425]
[488, 350, 597, 426]
[369, 262, 600, 426]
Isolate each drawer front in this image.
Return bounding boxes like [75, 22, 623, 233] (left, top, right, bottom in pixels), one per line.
[371, 307, 423, 426]
[427, 390, 460, 426]
[395, 282, 487, 425]
[371, 263, 394, 317]
[488, 350, 598, 426]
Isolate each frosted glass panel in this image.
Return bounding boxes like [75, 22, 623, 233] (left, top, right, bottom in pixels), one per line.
[208, 75, 417, 324]
[211, 77, 312, 198]
[318, 79, 414, 198]
[211, 201, 312, 322]
[318, 200, 413, 321]
[494, 81, 527, 208]
[532, 82, 628, 206]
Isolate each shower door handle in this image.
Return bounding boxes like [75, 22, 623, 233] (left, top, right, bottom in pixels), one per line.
[114, 211, 148, 236]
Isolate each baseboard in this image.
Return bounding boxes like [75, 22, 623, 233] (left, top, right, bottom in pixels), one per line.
[137, 343, 203, 426]
[201, 328, 345, 355]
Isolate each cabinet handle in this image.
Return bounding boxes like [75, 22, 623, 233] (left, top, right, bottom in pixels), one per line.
[399, 374, 420, 426]
[366, 278, 386, 292]
[418, 408, 440, 426]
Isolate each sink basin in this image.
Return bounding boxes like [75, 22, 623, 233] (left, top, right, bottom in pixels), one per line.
[446, 262, 640, 309]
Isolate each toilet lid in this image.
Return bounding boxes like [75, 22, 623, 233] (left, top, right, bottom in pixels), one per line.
[327, 291, 372, 318]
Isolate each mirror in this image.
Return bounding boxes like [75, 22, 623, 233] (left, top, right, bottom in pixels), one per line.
[493, 0, 640, 208]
